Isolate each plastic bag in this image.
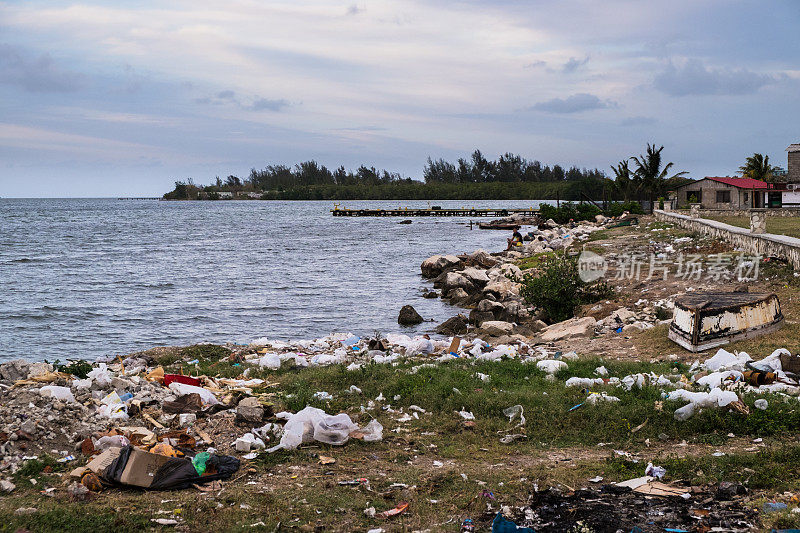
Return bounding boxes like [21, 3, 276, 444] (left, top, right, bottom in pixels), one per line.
[87, 363, 112, 387]
[314, 413, 358, 445]
[258, 354, 281, 370]
[536, 360, 567, 374]
[359, 419, 383, 442]
[39, 385, 75, 403]
[168, 382, 220, 405]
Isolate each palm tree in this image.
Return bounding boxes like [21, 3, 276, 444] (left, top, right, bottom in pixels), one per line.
[610, 160, 639, 201]
[631, 143, 687, 213]
[739, 153, 778, 182]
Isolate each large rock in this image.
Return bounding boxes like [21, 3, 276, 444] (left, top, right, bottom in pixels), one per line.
[447, 288, 469, 303]
[540, 316, 597, 342]
[458, 267, 490, 287]
[483, 280, 520, 300]
[441, 272, 475, 295]
[421, 255, 462, 278]
[466, 250, 498, 269]
[436, 315, 468, 335]
[236, 397, 265, 424]
[476, 298, 505, 316]
[479, 321, 515, 337]
[0, 360, 30, 383]
[398, 305, 424, 326]
[468, 309, 496, 327]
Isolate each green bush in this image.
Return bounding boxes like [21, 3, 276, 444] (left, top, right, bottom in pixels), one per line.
[605, 201, 644, 217]
[539, 202, 601, 224]
[518, 252, 613, 323]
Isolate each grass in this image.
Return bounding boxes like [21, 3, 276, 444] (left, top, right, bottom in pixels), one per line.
[705, 215, 800, 238]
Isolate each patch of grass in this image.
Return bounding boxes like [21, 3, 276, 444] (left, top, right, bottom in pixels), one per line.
[706, 215, 800, 239]
[153, 343, 233, 371]
[0, 506, 153, 533]
[517, 251, 556, 270]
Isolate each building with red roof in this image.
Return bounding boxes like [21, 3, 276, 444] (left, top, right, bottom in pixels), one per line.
[672, 176, 781, 209]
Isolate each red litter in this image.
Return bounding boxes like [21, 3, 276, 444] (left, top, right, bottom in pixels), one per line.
[163, 374, 201, 387]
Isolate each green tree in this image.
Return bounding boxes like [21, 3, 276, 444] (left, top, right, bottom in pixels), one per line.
[610, 159, 637, 201]
[631, 143, 687, 213]
[739, 153, 778, 182]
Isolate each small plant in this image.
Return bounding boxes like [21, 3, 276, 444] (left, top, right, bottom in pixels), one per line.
[517, 252, 611, 323]
[53, 359, 93, 379]
[658, 196, 665, 210]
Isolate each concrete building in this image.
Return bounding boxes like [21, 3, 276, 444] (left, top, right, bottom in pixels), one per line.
[788, 143, 800, 182]
[672, 176, 777, 209]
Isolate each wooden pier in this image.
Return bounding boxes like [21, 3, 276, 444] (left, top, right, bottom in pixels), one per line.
[331, 205, 539, 217]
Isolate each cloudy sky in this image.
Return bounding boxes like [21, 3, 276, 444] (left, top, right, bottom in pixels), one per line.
[1, 0, 798, 197]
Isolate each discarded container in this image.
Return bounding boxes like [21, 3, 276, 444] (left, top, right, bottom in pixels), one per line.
[668, 292, 783, 352]
[164, 374, 202, 387]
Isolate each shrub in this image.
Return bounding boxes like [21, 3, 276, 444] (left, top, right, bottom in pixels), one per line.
[605, 201, 644, 217]
[518, 252, 613, 323]
[539, 202, 601, 224]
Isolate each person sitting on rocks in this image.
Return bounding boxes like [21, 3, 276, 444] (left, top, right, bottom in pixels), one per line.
[507, 229, 523, 250]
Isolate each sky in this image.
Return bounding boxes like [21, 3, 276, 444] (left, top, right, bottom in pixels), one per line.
[1, 0, 799, 197]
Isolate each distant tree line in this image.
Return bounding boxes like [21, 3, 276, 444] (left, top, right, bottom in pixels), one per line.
[163, 147, 692, 202]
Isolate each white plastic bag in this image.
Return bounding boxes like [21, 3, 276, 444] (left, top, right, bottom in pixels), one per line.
[168, 382, 220, 405]
[39, 385, 75, 403]
[314, 413, 358, 445]
[87, 363, 112, 387]
[360, 419, 383, 442]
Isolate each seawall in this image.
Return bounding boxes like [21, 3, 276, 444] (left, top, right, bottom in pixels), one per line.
[654, 209, 800, 269]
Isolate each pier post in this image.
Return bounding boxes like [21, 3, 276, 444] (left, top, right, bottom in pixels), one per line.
[689, 203, 700, 219]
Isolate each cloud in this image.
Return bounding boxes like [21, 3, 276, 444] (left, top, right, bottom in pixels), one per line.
[620, 116, 657, 127]
[249, 98, 290, 112]
[654, 58, 777, 96]
[0, 44, 83, 92]
[216, 90, 235, 99]
[524, 60, 546, 69]
[530, 93, 613, 114]
[562, 56, 589, 73]
[346, 4, 364, 15]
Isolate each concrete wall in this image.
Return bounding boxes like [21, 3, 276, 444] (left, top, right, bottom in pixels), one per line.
[654, 210, 800, 269]
[675, 207, 800, 217]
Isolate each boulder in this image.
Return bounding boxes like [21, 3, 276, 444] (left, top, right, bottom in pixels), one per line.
[236, 397, 265, 424]
[479, 321, 515, 337]
[0, 360, 30, 383]
[609, 308, 636, 323]
[595, 214, 607, 224]
[467, 250, 498, 269]
[436, 315, 468, 335]
[398, 305, 424, 326]
[458, 267, 490, 287]
[476, 298, 505, 316]
[422, 290, 438, 299]
[468, 309, 496, 327]
[540, 316, 597, 342]
[441, 272, 475, 295]
[421, 255, 462, 278]
[483, 280, 520, 300]
[447, 288, 469, 303]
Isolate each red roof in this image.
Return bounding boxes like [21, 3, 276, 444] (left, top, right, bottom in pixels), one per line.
[705, 176, 772, 189]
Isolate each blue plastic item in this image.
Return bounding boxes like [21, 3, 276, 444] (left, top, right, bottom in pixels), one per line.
[763, 502, 788, 513]
[492, 513, 536, 532]
[119, 392, 133, 402]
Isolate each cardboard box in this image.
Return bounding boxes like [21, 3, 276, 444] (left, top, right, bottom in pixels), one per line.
[119, 447, 174, 488]
[70, 447, 122, 480]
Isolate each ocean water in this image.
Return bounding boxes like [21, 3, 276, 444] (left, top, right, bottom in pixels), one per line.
[0, 198, 550, 361]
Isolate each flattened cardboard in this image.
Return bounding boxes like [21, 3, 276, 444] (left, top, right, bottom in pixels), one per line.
[119, 447, 173, 488]
[71, 447, 122, 480]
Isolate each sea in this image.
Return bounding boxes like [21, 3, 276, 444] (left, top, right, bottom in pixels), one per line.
[0, 198, 554, 362]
